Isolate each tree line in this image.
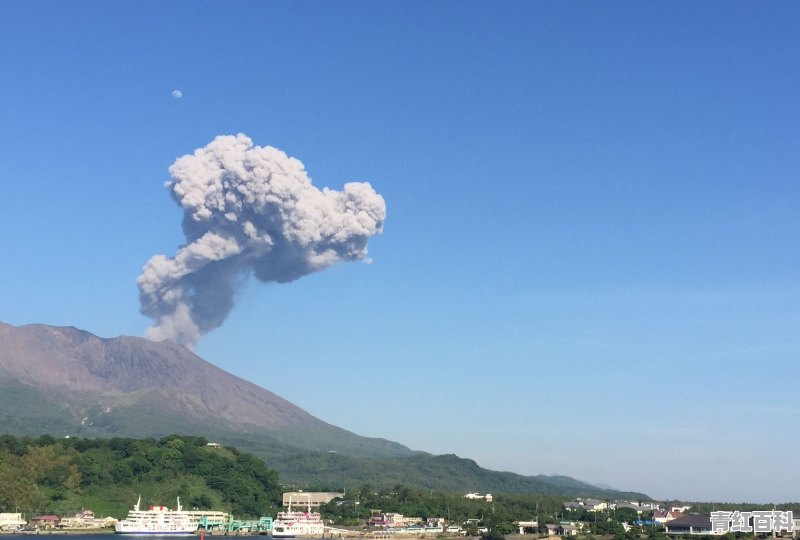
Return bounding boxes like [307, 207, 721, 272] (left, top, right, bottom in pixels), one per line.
[0, 434, 282, 518]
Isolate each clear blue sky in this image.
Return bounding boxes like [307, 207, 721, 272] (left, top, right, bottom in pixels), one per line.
[1, 1, 798, 503]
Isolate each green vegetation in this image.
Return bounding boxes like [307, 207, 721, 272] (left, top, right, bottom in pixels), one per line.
[5, 432, 795, 540]
[270, 451, 648, 500]
[318, 487, 571, 534]
[0, 434, 282, 518]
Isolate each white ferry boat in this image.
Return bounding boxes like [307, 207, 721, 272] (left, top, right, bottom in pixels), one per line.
[271, 495, 325, 538]
[115, 496, 197, 535]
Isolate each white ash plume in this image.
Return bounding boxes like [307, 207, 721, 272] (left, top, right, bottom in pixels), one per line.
[138, 134, 386, 348]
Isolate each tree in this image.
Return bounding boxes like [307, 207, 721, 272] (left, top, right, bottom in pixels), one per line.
[616, 507, 639, 523]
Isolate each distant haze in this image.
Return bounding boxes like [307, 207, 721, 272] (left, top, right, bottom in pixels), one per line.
[137, 134, 386, 348]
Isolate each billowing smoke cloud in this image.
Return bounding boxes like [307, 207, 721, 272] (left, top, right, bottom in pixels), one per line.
[138, 134, 386, 348]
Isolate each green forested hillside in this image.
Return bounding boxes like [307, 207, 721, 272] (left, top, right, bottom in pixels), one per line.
[0, 433, 646, 525]
[0, 434, 283, 518]
[268, 450, 648, 500]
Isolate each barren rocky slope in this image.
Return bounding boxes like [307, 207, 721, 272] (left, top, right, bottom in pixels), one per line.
[0, 321, 410, 457]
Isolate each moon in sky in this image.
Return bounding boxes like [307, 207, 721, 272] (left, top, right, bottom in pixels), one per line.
[172, 90, 183, 99]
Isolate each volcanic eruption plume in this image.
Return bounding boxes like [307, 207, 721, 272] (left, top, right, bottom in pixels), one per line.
[138, 134, 386, 348]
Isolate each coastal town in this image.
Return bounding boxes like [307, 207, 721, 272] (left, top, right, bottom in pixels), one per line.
[1, 492, 798, 538]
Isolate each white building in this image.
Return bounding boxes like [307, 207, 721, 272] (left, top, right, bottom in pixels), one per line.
[0, 513, 27, 531]
[283, 491, 344, 508]
[58, 510, 118, 529]
[516, 520, 539, 534]
[583, 499, 608, 512]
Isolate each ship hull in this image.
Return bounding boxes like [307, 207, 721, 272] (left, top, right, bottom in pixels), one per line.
[115, 533, 197, 536]
[271, 524, 325, 538]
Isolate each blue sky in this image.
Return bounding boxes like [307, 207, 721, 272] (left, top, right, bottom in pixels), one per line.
[1, 1, 798, 503]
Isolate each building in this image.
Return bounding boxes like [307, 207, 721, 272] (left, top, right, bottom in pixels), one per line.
[29, 515, 60, 530]
[543, 524, 560, 535]
[560, 524, 580, 536]
[665, 514, 719, 536]
[283, 491, 344, 508]
[370, 512, 410, 528]
[0, 513, 27, 531]
[396, 516, 422, 527]
[655, 510, 684, 525]
[464, 493, 493, 502]
[583, 499, 608, 512]
[181, 509, 229, 530]
[59, 510, 101, 529]
[516, 521, 538, 534]
[58, 509, 118, 529]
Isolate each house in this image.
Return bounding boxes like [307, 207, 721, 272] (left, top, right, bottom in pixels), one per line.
[59, 510, 96, 528]
[369, 512, 419, 528]
[665, 514, 720, 536]
[516, 520, 538, 534]
[543, 524, 560, 535]
[369, 512, 390, 528]
[655, 510, 684, 525]
[560, 524, 580, 536]
[29, 515, 60, 530]
[58, 509, 116, 529]
[396, 516, 422, 527]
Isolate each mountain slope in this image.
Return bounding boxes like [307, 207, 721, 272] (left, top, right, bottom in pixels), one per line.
[0, 321, 647, 499]
[0, 321, 411, 457]
[267, 451, 647, 499]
